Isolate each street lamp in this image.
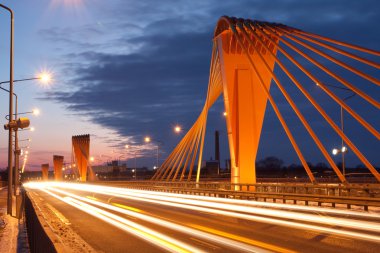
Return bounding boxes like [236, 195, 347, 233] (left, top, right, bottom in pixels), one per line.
[0, 2, 14, 215]
[131, 169, 136, 179]
[316, 82, 356, 177]
[332, 146, 348, 175]
[174, 125, 188, 134]
[125, 145, 138, 178]
[174, 125, 182, 133]
[1, 74, 48, 203]
[144, 136, 163, 169]
[4, 107, 38, 195]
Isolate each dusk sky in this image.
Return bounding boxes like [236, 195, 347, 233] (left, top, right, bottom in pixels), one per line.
[0, 0, 379, 171]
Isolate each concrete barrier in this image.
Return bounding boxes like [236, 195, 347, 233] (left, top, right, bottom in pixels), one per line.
[24, 192, 66, 253]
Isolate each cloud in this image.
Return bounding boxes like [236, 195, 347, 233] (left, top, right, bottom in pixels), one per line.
[39, 0, 380, 166]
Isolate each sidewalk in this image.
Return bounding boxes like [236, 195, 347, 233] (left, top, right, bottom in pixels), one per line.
[0, 186, 29, 253]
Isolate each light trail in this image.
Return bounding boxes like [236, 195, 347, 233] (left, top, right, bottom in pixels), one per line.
[37, 182, 380, 233]
[32, 182, 380, 219]
[123, 187, 380, 219]
[25, 182, 380, 244]
[46, 186, 283, 253]
[105, 189, 380, 233]
[39, 188, 204, 253]
[78, 188, 380, 243]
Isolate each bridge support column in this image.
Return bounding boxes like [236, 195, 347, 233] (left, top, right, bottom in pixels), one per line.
[72, 134, 90, 182]
[216, 30, 278, 189]
[53, 155, 64, 181]
[41, 164, 49, 181]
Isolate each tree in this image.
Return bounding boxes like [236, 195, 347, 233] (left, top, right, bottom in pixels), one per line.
[257, 156, 284, 170]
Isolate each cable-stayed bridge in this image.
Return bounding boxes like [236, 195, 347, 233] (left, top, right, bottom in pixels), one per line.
[152, 16, 380, 185]
[17, 16, 380, 253]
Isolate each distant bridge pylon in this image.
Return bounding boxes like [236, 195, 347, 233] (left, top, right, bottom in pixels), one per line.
[152, 16, 380, 184]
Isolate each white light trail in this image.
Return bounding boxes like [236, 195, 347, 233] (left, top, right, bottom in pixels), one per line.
[39, 188, 204, 253]
[25, 182, 380, 244]
[46, 187, 276, 253]
[38, 182, 380, 233]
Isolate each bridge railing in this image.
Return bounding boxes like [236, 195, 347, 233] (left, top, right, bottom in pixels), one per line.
[97, 181, 380, 198]
[95, 181, 380, 211]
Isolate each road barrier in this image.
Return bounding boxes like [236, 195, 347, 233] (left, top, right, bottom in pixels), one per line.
[24, 192, 60, 253]
[97, 181, 380, 211]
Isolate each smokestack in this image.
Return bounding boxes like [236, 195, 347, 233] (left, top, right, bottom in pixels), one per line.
[215, 130, 220, 166]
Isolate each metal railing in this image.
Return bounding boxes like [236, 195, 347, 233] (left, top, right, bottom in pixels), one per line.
[96, 181, 380, 211]
[98, 181, 380, 197]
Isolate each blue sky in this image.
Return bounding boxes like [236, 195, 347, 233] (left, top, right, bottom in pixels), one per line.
[0, 0, 379, 171]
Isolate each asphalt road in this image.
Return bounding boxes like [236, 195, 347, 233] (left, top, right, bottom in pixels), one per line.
[25, 182, 380, 253]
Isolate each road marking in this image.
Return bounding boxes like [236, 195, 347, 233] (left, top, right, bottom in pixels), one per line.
[190, 237, 220, 250]
[86, 196, 98, 201]
[45, 203, 71, 225]
[189, 224, 296, 253]
[111, 203, 144, 213]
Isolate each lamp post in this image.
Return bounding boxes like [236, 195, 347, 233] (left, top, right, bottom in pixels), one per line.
[316, 82, 356, 177]
[4, 107, 38, 195]
[1, 75, 46, 200]
[125, 145, 138, 179]
[144, 136, 163, 169]
[0, 3, 14, 215]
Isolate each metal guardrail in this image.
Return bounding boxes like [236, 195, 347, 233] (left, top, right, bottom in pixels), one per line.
[97, 181, 380, 211]
[24, 192, 57, 253]
[98, 181, 380, 197]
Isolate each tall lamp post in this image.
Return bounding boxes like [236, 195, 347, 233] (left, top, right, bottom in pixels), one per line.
[125, 145, 138, 178]
[144, 136, 163, 169]
[317, 83, 356, 177]
[0, 3, 14, 215]
[1, 67, 48, 213]
[1, 84, 40, 196]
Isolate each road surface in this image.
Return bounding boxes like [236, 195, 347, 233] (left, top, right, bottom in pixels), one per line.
[24, 182, 380, 253]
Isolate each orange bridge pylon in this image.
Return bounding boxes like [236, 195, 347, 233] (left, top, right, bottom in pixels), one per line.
[41, 163, 49, 181]
[72, 134, 91, 182]
[53, 155, 64, 181]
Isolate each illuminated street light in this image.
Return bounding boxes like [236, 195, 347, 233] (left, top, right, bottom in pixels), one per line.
[317, 82, 355, 178]
[332, 146, 349, 175]
[38, 72, 52, 84]
[33, 108, 40, 116]
[125, 144, 138, 177]
[144, 136, 163, 169]
[332, 146, 348, 156]
[89, 156, 95, 162]
[223, 111, 227, 117]
[0, 72, 50, 204]
[174, 125, 182, 133]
